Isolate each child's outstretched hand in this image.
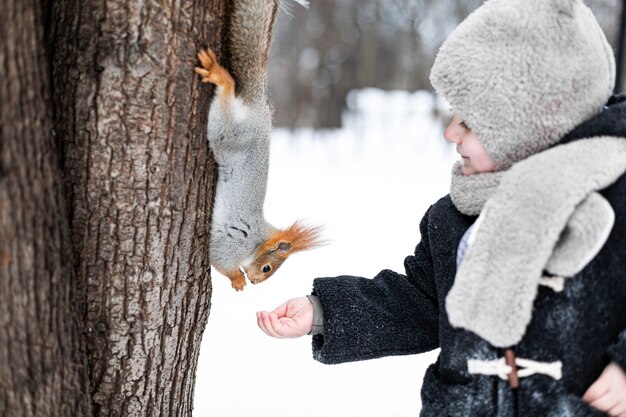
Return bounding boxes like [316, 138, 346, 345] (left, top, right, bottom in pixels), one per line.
[583, 362, 626, 416]
[257, 297, 313, 338]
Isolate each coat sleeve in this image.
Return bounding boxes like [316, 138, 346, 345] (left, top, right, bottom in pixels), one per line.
[311, 206, 440, 364]
[607, 329, 626, 372]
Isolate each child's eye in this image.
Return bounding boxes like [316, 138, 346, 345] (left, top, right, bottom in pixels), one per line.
[459, 120, 470, 130]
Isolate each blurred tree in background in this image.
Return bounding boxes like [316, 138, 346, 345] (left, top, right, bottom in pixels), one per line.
[270, 0, 625, 129]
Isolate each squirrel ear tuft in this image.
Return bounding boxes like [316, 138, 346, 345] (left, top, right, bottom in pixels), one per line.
[260, 221, 324, 257]
[282, 221, 324, 253]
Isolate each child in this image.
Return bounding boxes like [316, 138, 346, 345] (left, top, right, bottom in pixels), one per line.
[257, 0, 626, 415]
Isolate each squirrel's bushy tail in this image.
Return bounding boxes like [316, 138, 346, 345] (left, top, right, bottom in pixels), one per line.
[224, 0, 278, 102]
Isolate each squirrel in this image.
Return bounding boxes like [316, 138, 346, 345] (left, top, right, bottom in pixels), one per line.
[195, 0, 320, 291]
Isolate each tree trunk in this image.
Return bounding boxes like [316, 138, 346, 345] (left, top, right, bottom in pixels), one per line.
[0, 1, 92, 416]
[46, 0, 223, 415]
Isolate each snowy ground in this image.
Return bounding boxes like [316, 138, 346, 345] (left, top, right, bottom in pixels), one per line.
[194, 89, 458, 417]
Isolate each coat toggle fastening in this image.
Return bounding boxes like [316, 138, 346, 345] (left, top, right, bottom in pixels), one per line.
[467, 354, 563, 387]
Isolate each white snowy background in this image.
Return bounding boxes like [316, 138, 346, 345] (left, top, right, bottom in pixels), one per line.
[193, 89, 458, 416]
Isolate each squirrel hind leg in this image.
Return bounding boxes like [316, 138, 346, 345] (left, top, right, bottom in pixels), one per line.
[195, 48, 235, 96]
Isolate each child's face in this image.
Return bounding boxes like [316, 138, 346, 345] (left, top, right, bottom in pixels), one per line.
[444, 114, 496, 175]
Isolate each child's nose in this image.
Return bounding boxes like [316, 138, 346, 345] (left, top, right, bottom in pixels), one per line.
[444, 124, 460, 144]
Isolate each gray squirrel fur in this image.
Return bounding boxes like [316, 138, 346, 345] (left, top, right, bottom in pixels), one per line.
[196, 0, 319, 291]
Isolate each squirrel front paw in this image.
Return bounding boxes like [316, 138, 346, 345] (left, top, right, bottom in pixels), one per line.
[195, 48, 235, 95]
[230, 275, 246, 291]
[224, 268, 247, 291]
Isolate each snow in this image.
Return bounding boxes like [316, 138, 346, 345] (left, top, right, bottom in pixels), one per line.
[194, 88, 458, 416]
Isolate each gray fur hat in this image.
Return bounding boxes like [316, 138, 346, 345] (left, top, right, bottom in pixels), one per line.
[430, 0, 616, 169]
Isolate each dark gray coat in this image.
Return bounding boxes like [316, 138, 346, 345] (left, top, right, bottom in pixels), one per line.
[311, 97, 626, 417]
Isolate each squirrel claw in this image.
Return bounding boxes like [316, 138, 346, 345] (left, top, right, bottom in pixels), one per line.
[195, 48, 235, 93]
[197, 48, 216, 69]
[194, 67, 212, 83]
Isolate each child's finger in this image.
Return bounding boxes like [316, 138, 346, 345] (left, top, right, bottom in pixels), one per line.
[271, 301, 289, 318]
[256, 311, 266, 331]
[583, 380, 609, 403]
[258, 311, 278, 338]
[589, 392, 619, 414]
[607, 402, 626, 417]
[256, 311, 271, 336]
[261, 312, 281, 338]
[269, 312, 288, 337]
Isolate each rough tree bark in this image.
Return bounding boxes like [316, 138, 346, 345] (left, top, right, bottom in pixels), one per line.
[0, 1, 92, 416]
[2, 0, 223, 415]
[47, 0, 222, 415]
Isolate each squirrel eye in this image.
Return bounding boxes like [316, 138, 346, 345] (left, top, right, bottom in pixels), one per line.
[262, 265, 271, 273]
